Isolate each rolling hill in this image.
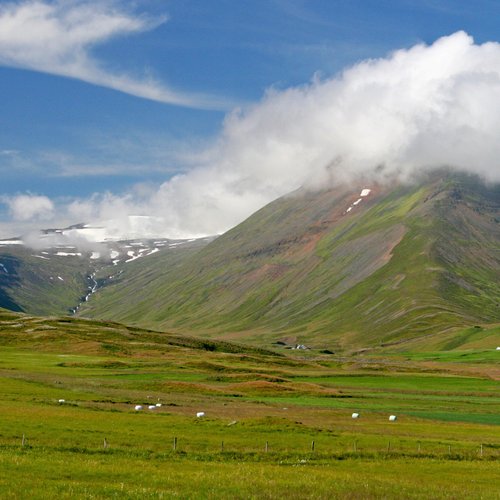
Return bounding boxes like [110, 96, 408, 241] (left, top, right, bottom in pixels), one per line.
[78, 170, 500, 352]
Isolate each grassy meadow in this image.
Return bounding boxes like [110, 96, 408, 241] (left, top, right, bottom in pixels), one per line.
[0, 311, 499, 498]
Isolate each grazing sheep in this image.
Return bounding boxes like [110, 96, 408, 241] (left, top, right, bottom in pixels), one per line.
[134, 405, 143, 411]
[58, 399, 65, 403]
[196, 412, 205, 418]
[352, 412, 360, 419]
[389, 415, 397, 421]
[155, 403, 162, 407]
[148, 405, 156, 410]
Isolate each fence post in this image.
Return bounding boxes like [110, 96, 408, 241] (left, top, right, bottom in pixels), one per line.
[265, 441, 268, 453]
[22, 434, 26, 447]
[311, 440, 315, 452]
[173, 437, 177, 451]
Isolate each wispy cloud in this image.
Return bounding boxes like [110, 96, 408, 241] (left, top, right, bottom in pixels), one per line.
[0, 130, 199, 179]
[0, 149, 20, 157]
[0, 0, 229, 110]
[271, 0, 340, 28]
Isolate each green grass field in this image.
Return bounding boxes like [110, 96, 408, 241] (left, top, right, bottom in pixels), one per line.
[0, 311, 499, 498]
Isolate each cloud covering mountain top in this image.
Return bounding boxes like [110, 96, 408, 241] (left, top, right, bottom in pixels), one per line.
[6, 31, 500, 242]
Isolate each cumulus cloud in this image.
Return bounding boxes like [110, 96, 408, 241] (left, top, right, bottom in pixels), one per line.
[7, 31, 500, 243]
[0, 0, 227, 109]
[4, 194, 54, 221]
[82, 31, 500, 238]
[193, 30, 500, 195]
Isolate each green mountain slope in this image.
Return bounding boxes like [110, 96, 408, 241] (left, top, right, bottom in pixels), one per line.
[0, 247, 92, 315]
[80, 172, 500, 351]
[0, 238, 210, 317]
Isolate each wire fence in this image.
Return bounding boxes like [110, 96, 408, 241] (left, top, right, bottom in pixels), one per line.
[4, 434, 499, 462]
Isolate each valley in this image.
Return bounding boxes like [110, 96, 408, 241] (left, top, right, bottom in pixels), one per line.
[0, 229, 212, 317]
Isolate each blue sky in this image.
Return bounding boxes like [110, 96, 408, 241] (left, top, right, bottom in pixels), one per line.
[1, 0, 500, 239]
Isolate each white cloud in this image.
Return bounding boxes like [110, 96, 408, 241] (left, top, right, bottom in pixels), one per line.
[6, 31, 500, 243]
[0, 0, 227, 109]
[99, 31, 500, 238]
[5, 194, 54, 221]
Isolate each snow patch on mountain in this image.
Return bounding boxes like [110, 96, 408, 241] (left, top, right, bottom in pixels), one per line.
[0, 239, 23, 245]
[1, 220, 214, 270]
[345, 188, 372, 214]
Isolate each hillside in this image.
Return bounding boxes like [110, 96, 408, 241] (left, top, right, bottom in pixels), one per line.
[79, 171, 500, 351]
[0, 235, 210, 317]
[0, 245, 92, 315]
[0, 308, 277, 358]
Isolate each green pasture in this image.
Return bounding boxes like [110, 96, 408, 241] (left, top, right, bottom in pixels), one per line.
[292, 373, 500, 393]
[0, 448, 498, 499]
[0, 316, 499, 498]
[402, 348, 500, 363]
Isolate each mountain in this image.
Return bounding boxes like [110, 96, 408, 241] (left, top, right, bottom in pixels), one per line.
[0, 230, 212, 316]
[78, 171, 500, 352]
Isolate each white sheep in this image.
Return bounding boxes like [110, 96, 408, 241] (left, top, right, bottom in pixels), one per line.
[58, 399, 65, 403]
[196, 412, 205, 418]
[134, 405, 143, 411]
[389, 415, 397, 421]
[352, 412, 360, 419]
